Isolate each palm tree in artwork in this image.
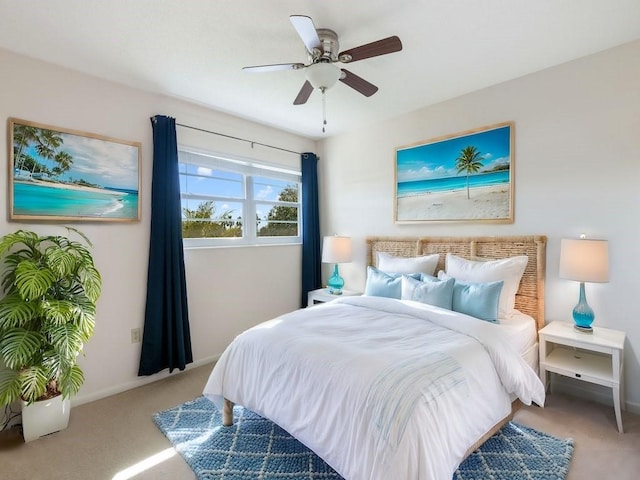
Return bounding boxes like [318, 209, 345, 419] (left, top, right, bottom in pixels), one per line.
[31, 129, 64, 176]
[455, 146, 484, 199]
[13, 124, 40, 173]
[52, 151, 74, 179]
[13, 124, 73, 180]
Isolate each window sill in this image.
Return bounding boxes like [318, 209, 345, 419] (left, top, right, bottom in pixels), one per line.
[183, 242, 302, 251]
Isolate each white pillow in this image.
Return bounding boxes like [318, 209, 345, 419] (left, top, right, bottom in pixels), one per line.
[377, 252, 439, 276]
[444, 253, 528, 318]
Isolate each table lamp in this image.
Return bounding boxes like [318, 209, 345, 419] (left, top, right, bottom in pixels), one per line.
[321, 236, 352, 295]
[559, 237, 609, 333]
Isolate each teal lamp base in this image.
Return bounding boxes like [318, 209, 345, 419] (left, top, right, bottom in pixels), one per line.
[572, 282, 594, 333]
[327, 264, 344, 295]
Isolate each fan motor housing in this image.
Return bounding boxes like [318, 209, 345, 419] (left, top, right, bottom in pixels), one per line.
[311, 28, 340, 63]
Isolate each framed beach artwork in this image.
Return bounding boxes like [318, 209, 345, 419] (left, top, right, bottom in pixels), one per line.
[395, 121, 514, 223]
[8, 118, 141, 222]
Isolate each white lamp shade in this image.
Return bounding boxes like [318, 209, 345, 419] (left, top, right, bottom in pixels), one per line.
[322, 236, 352, 264]
[306, 63, 341, 90]
[559, 238, 609, 283]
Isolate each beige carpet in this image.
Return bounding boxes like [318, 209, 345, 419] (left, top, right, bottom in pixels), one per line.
[1, 362, 638, 480]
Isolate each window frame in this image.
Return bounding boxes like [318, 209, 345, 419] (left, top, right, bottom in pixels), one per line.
[178, 147, 302, 248]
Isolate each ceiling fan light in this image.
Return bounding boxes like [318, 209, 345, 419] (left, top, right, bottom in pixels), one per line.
[306, 63, 341, 90]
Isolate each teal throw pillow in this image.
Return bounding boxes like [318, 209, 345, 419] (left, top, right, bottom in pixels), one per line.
[440, 273, 504, 322]
[420, 273, 439, 282]
[401, 275, 455, 310]
[364, 267, 420, 299]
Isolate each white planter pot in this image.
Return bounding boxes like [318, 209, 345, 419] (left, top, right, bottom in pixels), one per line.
[21, 395, 70, 442]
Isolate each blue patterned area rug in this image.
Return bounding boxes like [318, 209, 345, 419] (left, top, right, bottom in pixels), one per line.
[153, 396, 573, 480]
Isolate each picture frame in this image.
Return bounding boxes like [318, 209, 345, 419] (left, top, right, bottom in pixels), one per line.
[394, 121, 514, 223]
[8, 118, 141, 222]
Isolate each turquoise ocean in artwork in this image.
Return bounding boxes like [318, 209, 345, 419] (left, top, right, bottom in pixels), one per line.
[397, 170, 509, 197]
[13, 182, 138, 219]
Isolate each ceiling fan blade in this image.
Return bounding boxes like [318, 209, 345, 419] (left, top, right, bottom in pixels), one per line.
[243, 63, 304, 73]
[290, 15, 321, 53]
[293, 80, 314, 105]
[339, 69, 378, 97]
[339, 36, 403, 63]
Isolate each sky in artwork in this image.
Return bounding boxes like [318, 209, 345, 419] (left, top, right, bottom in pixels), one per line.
[396, 125, 511, 183]
[22, 129, 139, 191]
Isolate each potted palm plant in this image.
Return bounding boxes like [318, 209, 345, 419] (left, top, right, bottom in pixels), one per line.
[0, 229, 101, 442]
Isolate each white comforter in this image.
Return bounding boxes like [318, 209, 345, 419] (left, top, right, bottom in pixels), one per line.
[203, 296, 545, 480]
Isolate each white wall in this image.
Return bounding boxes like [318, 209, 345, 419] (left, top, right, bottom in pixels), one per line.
[2, 38, 639, 415]
[0, 48, 316, 405]
[318, 40, 640, 411]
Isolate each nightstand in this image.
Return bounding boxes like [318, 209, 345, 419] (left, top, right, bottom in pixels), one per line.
[307, 288, 361, 307]
[539, 321, 625, 433]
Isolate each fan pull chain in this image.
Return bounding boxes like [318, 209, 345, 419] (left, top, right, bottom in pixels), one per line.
[321, 87, 327, 133]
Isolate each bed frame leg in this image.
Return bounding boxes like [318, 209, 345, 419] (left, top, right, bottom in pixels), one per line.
[222, 398, 234, 426]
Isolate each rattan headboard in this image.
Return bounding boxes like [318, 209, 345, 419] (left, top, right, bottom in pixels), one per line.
[366, 235, 547, 330]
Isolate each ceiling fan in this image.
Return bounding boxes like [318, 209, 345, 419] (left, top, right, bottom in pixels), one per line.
[243, 15, 402, 131]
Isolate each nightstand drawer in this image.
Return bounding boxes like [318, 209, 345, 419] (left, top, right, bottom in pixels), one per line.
[542, 346, 615, 387]
[307, 288, 361, 307]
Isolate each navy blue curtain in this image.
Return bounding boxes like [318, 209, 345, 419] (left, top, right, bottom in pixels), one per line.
[138, 115, 193, 376]
[300, 152, 322, 308]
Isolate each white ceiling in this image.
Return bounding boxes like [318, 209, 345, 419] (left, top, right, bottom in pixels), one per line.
[1, 1, 639, 139]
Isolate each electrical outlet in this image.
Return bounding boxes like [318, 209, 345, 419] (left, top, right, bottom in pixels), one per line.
[131, 328, 141, 343]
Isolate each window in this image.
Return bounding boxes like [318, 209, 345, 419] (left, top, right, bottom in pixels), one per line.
[179, 148, 301, 247]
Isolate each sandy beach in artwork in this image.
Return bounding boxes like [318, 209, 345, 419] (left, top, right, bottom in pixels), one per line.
[396, 184, 510, 221]
[15, 178, 127, 196]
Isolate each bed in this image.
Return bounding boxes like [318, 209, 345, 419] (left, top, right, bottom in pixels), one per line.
[366, 235, 547, 372]
[204, 235, 547, 479]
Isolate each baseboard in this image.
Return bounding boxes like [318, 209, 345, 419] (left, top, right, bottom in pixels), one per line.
[551, 376, 640, 415]
[71, 354, 220, 408]
[1, 355, 220, 432]
[628, 400, 640, 415]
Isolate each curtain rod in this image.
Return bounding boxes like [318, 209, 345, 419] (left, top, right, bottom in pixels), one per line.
[176, 122, 302, 156]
